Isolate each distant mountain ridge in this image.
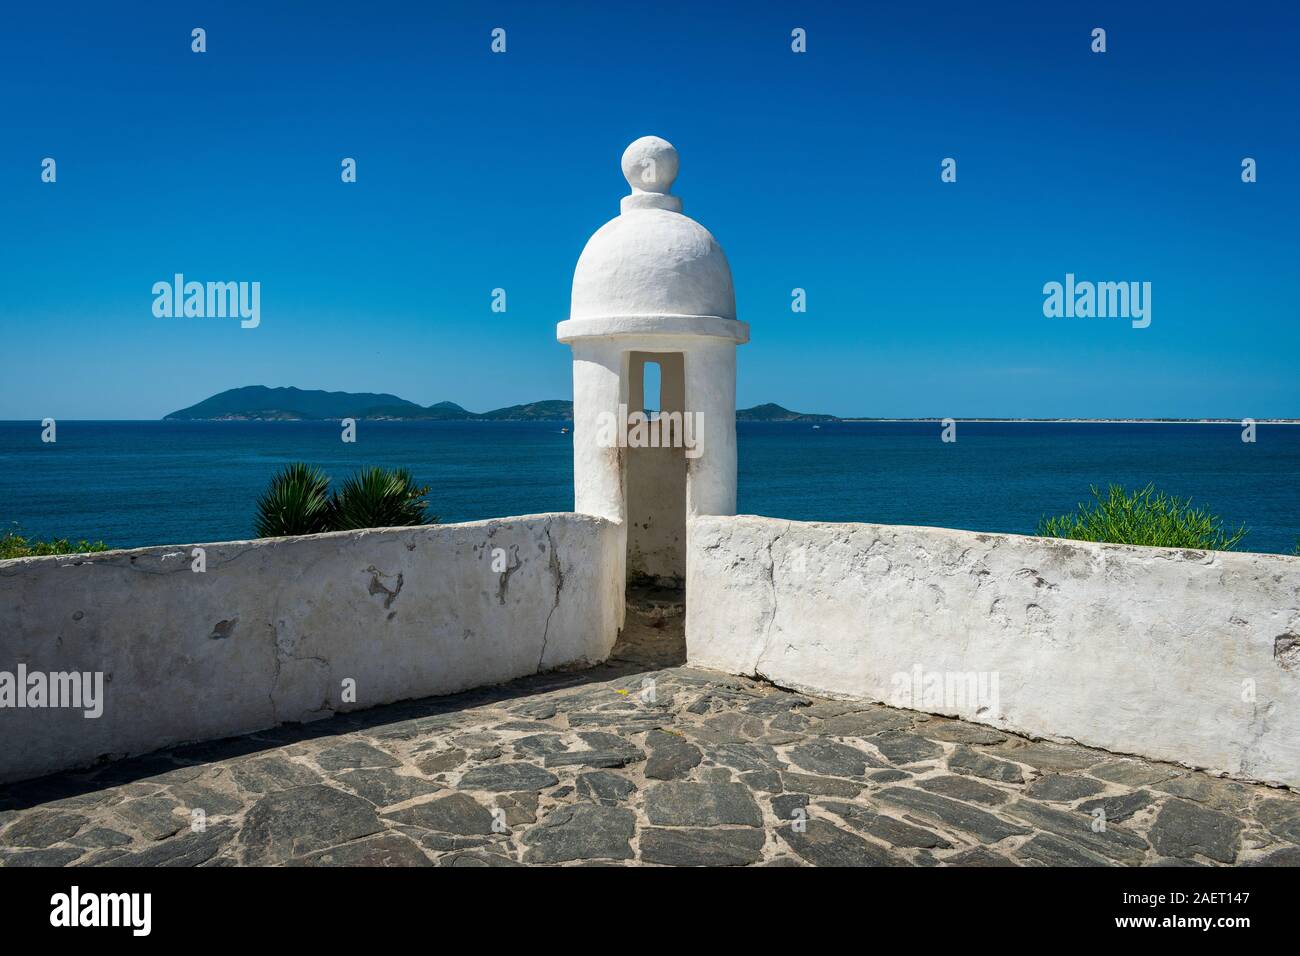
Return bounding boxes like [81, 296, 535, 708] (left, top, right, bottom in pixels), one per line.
[735, 403, 838, 422]
[163, 386, 837, 423]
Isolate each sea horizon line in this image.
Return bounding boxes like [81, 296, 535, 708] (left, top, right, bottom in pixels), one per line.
[2, 418, 1298, 425]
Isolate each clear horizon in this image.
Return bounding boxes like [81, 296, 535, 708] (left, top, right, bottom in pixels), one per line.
[2, 1, 1297, 420]
[5, 383, 1300, 423]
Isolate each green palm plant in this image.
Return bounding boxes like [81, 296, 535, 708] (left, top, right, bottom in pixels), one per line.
[329, 466, 435, 531]
[254, 463, 333, 537]
[1037, 484, 1248, 552]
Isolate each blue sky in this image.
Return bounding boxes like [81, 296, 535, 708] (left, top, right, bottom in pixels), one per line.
[1, 1, 1296, 419]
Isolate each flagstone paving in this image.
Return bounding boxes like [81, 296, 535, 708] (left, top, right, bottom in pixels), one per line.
[3, 590, 1299, 867]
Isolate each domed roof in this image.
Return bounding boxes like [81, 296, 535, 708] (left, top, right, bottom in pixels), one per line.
[562, 137, 742, 342]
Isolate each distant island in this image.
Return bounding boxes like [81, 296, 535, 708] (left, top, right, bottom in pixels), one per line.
[733, 403, 838, 423]
[163, 387, 837, 423]
[162, 387, 1296, 424]
[838, 417, 1299, 424]
[164, 387, 570, 421]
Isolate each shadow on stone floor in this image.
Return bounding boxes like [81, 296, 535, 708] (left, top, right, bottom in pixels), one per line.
[0, 586, 685, 813]
[10, 583, 1295, 867]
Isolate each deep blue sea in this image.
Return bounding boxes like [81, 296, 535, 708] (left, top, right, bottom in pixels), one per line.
[1, 421, 1297, 555]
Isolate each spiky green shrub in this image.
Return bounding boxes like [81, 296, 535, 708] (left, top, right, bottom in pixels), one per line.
[0, 530, 109, 559]
[254, 463, 333, 537]
[1037, 484, 1248, 552]
[330, 466, 434, 531]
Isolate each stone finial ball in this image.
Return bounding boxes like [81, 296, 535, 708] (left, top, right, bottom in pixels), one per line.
[621, 136, 679, 194]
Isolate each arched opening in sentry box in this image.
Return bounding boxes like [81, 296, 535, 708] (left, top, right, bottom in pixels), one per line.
[620, 350, 688, 667]
[625, 351, 687, 587]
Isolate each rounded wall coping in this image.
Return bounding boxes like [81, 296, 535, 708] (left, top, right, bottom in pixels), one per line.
[557, 314, 749, 345]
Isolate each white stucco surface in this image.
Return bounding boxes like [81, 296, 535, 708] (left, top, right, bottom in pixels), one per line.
[0, 514, 622, 783]
[560, 135, 746, 562]
[569, 136, 736, 326]
[683, 338, 738, 518]
[687, 514, 1300, 787]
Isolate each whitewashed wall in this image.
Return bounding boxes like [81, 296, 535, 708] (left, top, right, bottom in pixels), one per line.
[687, 515, 1300, 788]
[0, 514, 622, 783]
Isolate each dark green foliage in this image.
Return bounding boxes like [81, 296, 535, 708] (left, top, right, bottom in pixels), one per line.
[0, 528, 109, 559]
[254, 464, 435, 537]
[329, 467, 434, 531]
[253, 463, 333, 537]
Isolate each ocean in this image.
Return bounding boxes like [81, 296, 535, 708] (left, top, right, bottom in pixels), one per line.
[1, 421, 1297, 555]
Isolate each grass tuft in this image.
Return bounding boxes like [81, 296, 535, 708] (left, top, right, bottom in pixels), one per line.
[1037, 484, 1248, 552]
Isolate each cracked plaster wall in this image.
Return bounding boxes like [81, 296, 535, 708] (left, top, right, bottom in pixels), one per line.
[0, 513, 622, 783]
[686, 514, 1300, 788]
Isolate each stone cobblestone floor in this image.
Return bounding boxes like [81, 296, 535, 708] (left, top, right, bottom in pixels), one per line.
[3, 590, 1299, 867]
